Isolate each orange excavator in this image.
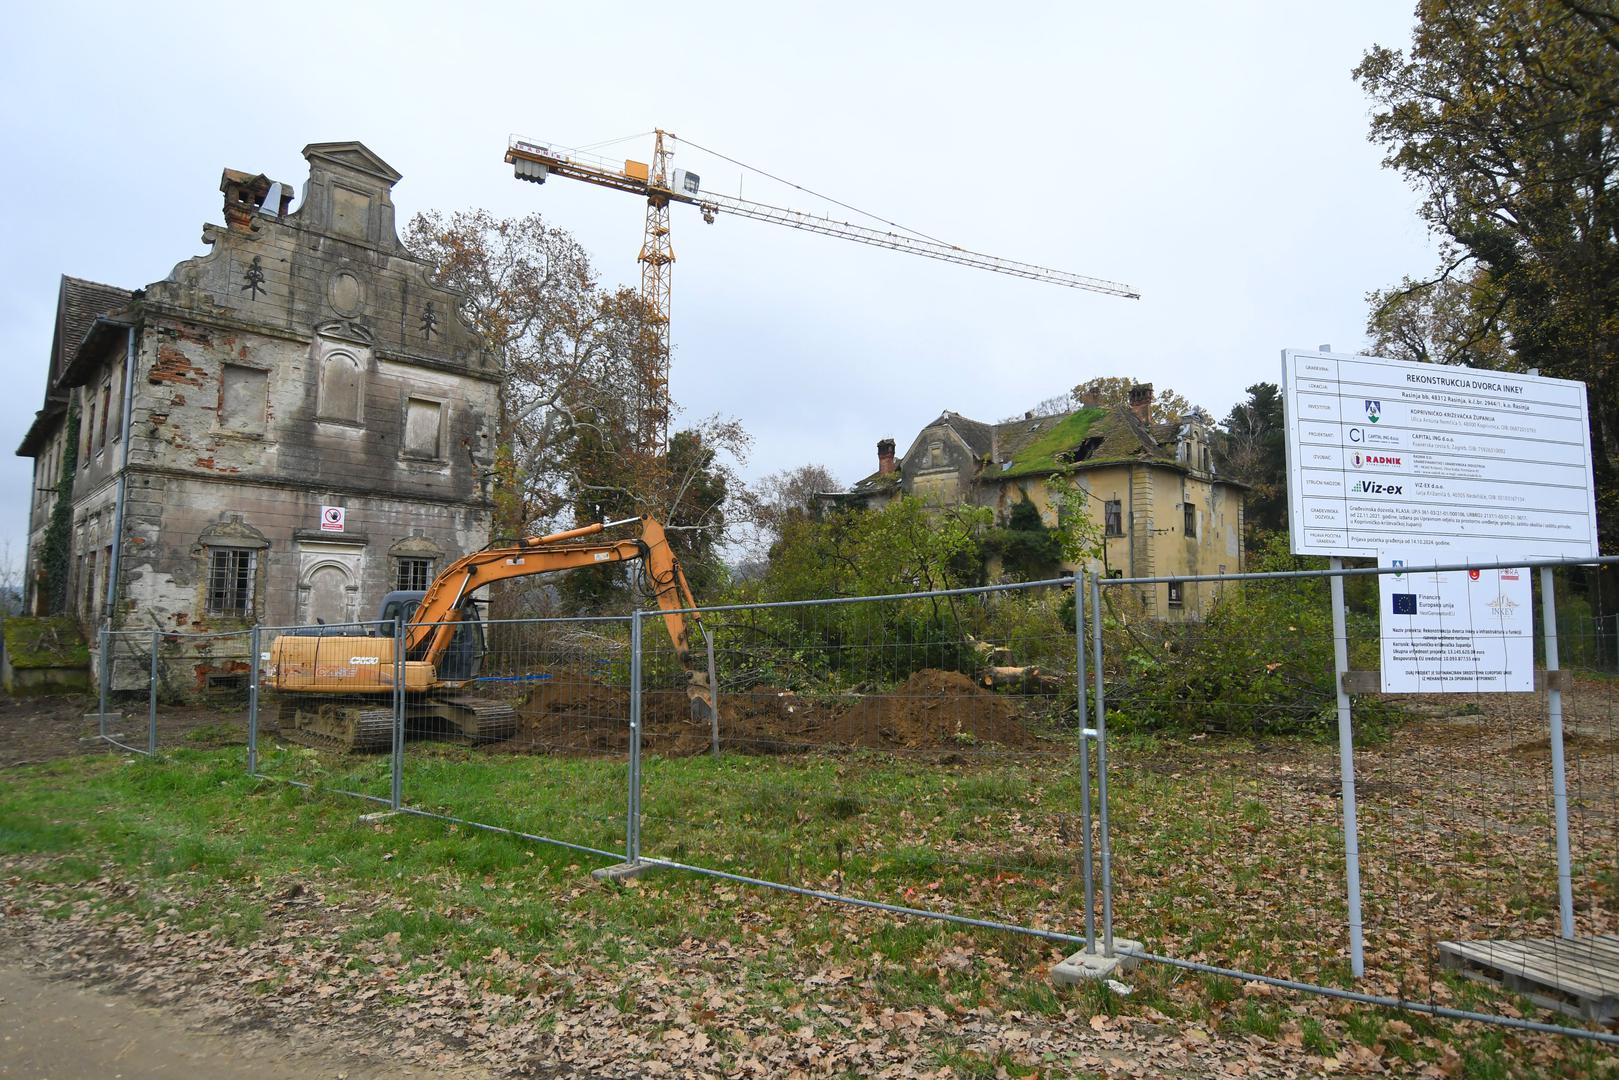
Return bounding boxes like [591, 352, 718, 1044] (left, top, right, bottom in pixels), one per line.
[266, 515, 713, 752]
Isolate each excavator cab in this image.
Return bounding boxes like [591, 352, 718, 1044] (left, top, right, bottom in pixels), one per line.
[377, 592, 486, 684]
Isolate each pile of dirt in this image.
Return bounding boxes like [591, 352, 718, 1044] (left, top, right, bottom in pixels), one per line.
[493, 668, 1036, 758]
[822, 669, 1036, 751]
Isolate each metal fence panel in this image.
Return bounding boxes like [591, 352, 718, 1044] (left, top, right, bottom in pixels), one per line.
[634, 580, 1094, 939]
[395, 614, 636, 861]
[1094, 558, 1619, 1034]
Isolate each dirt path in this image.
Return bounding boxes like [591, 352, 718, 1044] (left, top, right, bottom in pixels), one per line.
[0, 962, 494, 1080]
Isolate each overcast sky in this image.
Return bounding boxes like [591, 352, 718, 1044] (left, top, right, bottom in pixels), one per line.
[0, 0, 1436, 563]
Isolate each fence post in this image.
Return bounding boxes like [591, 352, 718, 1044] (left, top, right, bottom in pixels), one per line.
[248, 626, 260, 775]
[628, 610, 644, 864]
[705, 625, 720, 758]
[1329, 557, 1366, 978]
[1075, 570, 1096, 954]
[147, 631, 159, 756]
[98, 626, 111, 741]
[391, 618, 405, 812]
[1541, 566, 1576, 939]
[1090, 574, 1115, 957]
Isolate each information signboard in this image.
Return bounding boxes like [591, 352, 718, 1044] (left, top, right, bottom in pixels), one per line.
[1377, 552, 1533, 693]
[1280, 349, 1598, 559]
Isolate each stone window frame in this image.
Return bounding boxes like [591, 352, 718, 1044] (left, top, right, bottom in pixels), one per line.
[108, 359, 123, 445]
[194, 518, 270, 623]
[98, 378, 112, 454]
[400, 393, 447, 462]
[316, 348, 366, 427]
[1183, 501, 1197, 538]
[82, 387, 96, 466]
[206, 548, 257, 618]
[216, 361, 271, 438]
[1167, 579, 1184, 608]
[81, 547, 98, 617]
[395, 556, 435, 592]
[388, 534, 445, 594]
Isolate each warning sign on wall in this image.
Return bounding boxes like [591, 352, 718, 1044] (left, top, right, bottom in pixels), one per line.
[319, 506, 346, 533]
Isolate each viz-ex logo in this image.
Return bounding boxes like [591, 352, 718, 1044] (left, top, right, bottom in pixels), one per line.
[1354, 480, 1404, 495]
[1351, 452, 1402, 468]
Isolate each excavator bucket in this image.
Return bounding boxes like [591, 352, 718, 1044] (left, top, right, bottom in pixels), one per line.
[686, 669, 715, 724]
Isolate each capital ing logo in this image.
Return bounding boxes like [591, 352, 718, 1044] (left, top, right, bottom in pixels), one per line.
[1364, 400, 1382, 423]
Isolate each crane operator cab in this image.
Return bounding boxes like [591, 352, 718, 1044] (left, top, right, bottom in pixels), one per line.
[378, 591, 486, 684]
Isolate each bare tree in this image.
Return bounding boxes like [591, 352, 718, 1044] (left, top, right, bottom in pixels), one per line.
[404, 210, 665, 538]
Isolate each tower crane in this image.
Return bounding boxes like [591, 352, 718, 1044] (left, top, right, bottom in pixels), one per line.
[504, 131, 1139, 447]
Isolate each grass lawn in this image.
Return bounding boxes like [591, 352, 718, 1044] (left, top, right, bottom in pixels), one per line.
[3, 724, 1617, 1076]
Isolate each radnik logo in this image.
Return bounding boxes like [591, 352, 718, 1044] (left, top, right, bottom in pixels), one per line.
[1364, 399, 1382, 423]
[1351, 453, 1402, 468]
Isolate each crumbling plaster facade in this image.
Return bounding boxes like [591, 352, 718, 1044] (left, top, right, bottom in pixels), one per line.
[16, 142, 498, 683]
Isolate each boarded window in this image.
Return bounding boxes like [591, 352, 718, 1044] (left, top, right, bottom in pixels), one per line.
[1104, 500, 1124, 537]
[1167, 580, 1184, 608]
[207, 548, 255, 617]
[331, 187, 371, 240]
[220, 365, 268, 433]
[396, 557, 434, 591]
[403, 398, 443, 458]
[320, 353, 362, 422]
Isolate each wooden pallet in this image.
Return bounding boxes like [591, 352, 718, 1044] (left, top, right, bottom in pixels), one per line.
[1438, 934, 1619, 1022]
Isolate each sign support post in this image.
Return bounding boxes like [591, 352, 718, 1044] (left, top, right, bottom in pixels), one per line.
[1329, 556, 1366, 978]
[1541, 567, 1576, 938]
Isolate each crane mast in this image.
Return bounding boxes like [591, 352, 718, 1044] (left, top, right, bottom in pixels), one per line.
[635, 131, 674, 451]
[505, 133, 1140, 444]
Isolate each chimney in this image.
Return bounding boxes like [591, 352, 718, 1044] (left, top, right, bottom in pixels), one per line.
[219, 168, 291, 232]
[877, 438, 897, 475]
[1128, 383, 1154, 423]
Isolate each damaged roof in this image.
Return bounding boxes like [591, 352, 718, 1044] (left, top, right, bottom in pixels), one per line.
[992, 405, 1171, 479]
[50, 275, 133, 393]
[18, 275, 134, 458]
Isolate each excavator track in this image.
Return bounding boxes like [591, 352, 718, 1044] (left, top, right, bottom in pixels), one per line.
[430, 693, 518, 742]
[284, 704, 396, 754]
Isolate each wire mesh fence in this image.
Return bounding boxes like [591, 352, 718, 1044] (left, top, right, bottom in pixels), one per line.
[1094, 558, 1619, 1036]
[635, 580, 1090, 936]
[83, 558, 1619, 1042]
[395, 615, 637, 860]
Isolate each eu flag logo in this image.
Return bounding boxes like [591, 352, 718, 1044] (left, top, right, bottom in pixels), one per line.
[1392, 593, 1418, 615]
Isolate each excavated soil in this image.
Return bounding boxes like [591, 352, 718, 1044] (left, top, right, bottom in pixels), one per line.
[493, 668, 1038, 758]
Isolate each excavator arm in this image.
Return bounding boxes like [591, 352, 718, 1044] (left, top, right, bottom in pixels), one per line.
[408, 515, 711, 718]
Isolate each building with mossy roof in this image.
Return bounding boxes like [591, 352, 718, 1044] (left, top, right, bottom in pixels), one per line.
[831, 384, 1245, 619]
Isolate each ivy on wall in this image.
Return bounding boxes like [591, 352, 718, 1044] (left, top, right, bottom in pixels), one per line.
[38, 402, 79, 615]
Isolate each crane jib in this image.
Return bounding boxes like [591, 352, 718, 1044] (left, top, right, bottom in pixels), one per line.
[505, 136, 1137, 299]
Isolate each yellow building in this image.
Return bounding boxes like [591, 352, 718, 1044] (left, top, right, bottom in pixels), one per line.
[838, 386, 1244, 619]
